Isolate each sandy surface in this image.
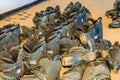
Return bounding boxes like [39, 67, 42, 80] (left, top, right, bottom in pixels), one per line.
[0, 0, 120, 79]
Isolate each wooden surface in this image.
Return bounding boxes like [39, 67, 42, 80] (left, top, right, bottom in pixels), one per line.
[0, 0, 120, 79]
